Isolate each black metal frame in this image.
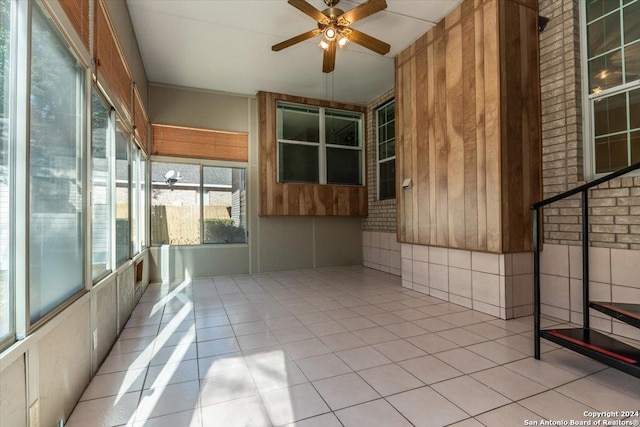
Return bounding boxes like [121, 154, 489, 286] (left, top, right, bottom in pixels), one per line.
[531, 162, 640, 359]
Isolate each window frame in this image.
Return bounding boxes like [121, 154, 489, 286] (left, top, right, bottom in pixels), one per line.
[150, 156, 249, 247]
[276, 101, 365, 186]
[581, 0, 640, 178]
[376, 99, 396, 200]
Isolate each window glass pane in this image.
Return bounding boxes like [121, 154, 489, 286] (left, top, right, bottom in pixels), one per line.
[379, 159, 396, 200]
[115, 123, 130, 263]
[91, 93, 111, 280]
[0, 0, 11, 340]
[151, 163, 200, 245]
[29, 3, 84, 322]
[325, 110, 361, 147]
[278, 143, 319, 183]
[326, 148, 361, 185]
[595, 134, 628, 173]
[277, 104, 319, 143]
[624, 41, 640, 83]
[630, 87, 640, 129]
[140, 156, 146, 248]
[624, 1, 640, 44]
[588, 50, 623, 92]
[587, 0, 619, 22]
[131, 146, 139, 255]
[593, 92, 627, 136]
[587, 12, 620, 58]
[631, 130, 640, 164]
[203, 167, 246, 244]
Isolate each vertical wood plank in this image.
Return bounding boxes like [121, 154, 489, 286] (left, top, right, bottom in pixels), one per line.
[416, 48, 430, 244]
[402, 62, 415, 242]
[462, 14, 479, 250]
[475, 5, 488, 250]
[483, 0, 502, 253]
[427, 44, 437, 246]
[446, 25, 465, 248]
[434, 35, 449, 247]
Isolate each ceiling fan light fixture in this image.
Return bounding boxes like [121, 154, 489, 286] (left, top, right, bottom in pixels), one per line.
[337, 35, 349, 48]
[319, 38, 330, 50]
[325, 26, 337, 40]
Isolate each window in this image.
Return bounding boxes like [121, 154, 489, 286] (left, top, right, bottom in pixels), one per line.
[115, 121, 130, 264]
[277, 102, 363, 186]
[29, 2, 85, 323]
[140, 154, 147, 249]
[203, 167, 246, 244]
[377, 100, 396, 199]
[91, 92, 112, 281]
[151, 162, 247, 246]
[151, 162, 200, 245]
[585, 0, 640, 174]
[0, 0, 13, 342]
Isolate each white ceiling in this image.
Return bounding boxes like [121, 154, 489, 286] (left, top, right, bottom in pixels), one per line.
[126, 0, 462, 105]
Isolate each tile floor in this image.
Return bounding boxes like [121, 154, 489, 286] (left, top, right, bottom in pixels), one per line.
[67, 266, 640, 427]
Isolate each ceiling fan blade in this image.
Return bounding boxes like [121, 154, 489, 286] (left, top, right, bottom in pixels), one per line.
[288, 0, 330, 24]
[347, 28, 390, 55]
[322, 41, 336, 73]
[338, 0, 387, 25]
[272, 29, 321, 51]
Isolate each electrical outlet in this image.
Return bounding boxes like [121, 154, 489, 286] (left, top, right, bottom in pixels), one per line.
[29, 400, 39, 427]
[93, 329, 98, 350]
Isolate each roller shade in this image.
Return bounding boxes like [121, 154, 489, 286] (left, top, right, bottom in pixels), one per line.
[58, 0, 90, 50]
[152, 124, 248, 162]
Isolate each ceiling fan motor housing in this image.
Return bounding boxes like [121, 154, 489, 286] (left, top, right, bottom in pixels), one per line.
[323, 0, 340, 7]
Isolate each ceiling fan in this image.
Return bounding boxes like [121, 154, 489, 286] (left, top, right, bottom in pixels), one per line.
[272, 0, 391, 73]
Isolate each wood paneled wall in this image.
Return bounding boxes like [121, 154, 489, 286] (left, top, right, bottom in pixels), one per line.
[395, 0, 540, 253]
[133, 86, 149, 153]
[258, 91, 367, 217]
[95, 0, 133, 125]
[152, 124, 248, 162]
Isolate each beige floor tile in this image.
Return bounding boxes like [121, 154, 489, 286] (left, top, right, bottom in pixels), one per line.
[463, 322, 515, 340]
[98, 350, 152, 375]
[195, 325, 234, 342]
[373, 339, 427, 362]
[305, 321, 347, 337]
[198, 353, 248, 379]
[232, 320, 269, 336]
[197, 337, 240, 358]
[383, 322, 429, 338]
[337, 346, 392, 371]
[358, 363, 424, 396]
[412, 317, 457, 332]
[150, 343, 198, 366]
[80, 369, 146, 401]
[137, 380, 200, 420]
[249, 360, 308, 392]
[261, 383, 330, 425]
[466, 341, 529, 364]
[433, 348, 497, 374]
[133, 409, 202, 427]
[201, 395, 271, 427]
[236, 332, 280, 351]
[398, 355, 463, 385]
[283, 338, 332, 360]
[407, 333, 459, 354]
[272, 326, 315, 344]
[296, 353, 352, 381]
[337, 316, 378, 331]
[470, 366, 547, 400]
[282, 413, 342, 427]
[195, 315, 230, 329]
[448, 419, 484, 427]
[144, 359, 199, 389]
[352, 326, 400, 344]
[488, 319, 532, 333]
[476, 403, 540, 427]
[199, 369, 257, 407]
[431, 376, 511, 416]
[436, 328, 487, 346]
[503, 357, 580, 388]
[110, 337, 155, 355]
[520, 390, 596, 422]
[587, 368, 640, 399]
[336, 399, 412, 427]
[313, 373, 380, 410]
[367, 312, 405, 326]
[66, 391, 140, 427]
[542, 349, 608, 377]
[320, 332, 367, 352]
[391, 308, 430, 322]
[387, 386, 469, 427]
[556, 377, 640, 411]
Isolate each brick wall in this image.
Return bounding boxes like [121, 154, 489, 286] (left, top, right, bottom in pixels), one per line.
[540, 0, 640, 249]
[363, 88, 396, 233]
